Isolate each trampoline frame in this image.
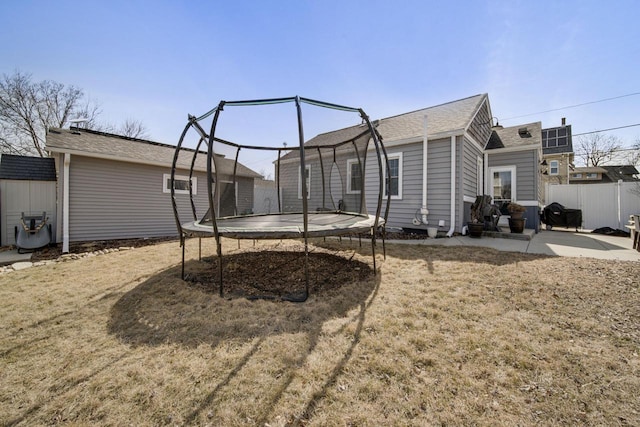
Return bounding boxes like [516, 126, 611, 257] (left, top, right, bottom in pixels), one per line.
[170, 96, 391, 301]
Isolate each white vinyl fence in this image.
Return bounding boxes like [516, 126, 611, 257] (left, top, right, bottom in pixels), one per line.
[253, 183, 279, 215]
[547, 181, 640, 231]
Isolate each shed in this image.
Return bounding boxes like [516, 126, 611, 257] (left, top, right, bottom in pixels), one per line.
[45, 128, 262, 252]
[0, 154, 57, 246]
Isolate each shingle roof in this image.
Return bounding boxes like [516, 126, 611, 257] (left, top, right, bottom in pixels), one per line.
[281, 94, 488, 160]
[45, 128, 262, 178]
[486, 122, 542, 150]
[572, 166, 607, 174]
[0, 154, 56, 181]
[601, 165, 639, 182]
[376, 94, 487, 142]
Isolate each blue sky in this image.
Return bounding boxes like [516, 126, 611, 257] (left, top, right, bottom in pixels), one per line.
[1, 0, 639, 173]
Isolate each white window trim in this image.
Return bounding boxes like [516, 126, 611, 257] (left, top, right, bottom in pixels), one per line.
[346, 158, 362, 194]
[383, 152, 403, 200]
[488, 165, 516, 204]
[298, 164, 311, 199]
[549, 160, 559, 175]
[163, 173, 197, 195]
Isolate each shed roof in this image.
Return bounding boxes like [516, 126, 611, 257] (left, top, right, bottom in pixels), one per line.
[45, 128, 262, 178]
[486, 122, 542, 150]
[0, 154, 57, 181]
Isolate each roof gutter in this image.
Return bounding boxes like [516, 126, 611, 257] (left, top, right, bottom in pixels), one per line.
[46, 146, 261, 178]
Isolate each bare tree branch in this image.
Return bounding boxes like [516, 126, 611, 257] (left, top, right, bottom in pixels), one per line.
[576, 133, 622, 167]
[118, 118, 149, 139]
[0, 71, 149, 157]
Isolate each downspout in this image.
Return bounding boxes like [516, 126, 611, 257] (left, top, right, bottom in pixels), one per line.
[62, 152, 70, 253]
[447, 135, 456, 237]
[421, 115, 429, 224]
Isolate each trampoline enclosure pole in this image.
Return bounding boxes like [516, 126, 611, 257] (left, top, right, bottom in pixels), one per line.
[295, 97, 310, 300]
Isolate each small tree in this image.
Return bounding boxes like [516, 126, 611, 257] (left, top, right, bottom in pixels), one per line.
[627, 138, 640, 168]
[0, 71, 147, 156]
[98, 118, 149, 139]
[576, 133, 622, 167]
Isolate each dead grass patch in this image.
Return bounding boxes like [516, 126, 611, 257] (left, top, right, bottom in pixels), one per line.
[1, 237, 639, 426]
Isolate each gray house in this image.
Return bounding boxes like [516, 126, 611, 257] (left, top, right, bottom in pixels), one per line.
[485, 122, 543, 232]
[279, 94, 542, 234]
[46, 128, 261, 252]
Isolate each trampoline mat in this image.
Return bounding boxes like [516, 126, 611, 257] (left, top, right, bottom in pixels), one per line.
[181, 212, 383, 239]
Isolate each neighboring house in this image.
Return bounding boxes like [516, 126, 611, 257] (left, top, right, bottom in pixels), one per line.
[485, 122, 544, 232]
[570, 165, 640, 183]
[279, 93, 542, 234]
[541, 119, 574, 202]
[0, 155, 57, 246]
[45, 127, 262, 251]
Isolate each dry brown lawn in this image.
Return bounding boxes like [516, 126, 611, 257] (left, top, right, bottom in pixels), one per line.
[1, 237, 639, 426]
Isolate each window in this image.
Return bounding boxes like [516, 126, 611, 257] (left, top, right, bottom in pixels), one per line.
[347, 159, 362, 194]
[489, 166, 516, 214]
[549, 160, 559, 175]
[298, 165, 311, 199]
[384, 153, 403, 199]
[587, 173, 598, 179]
[163, 173, 197, 195]
[572, 173, 583, 179]
[542, 127, 569, 148]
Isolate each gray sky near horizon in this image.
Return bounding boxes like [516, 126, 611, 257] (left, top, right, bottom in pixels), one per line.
[1, 0, 639, 174]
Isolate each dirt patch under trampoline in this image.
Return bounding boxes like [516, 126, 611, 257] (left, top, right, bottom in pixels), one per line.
[184, 248, 373, 300]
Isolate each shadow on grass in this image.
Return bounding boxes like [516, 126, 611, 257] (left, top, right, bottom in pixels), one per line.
[314, 238, 553, 266]
[108, 250, 378, 348]
[108, 249, 380, 424]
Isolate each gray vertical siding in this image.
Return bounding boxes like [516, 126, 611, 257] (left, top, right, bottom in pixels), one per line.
[466, 99, 493, 147]
[68, 156, 212, 241]
[0, 180, 57, 246]
[462, 136, 483, 198]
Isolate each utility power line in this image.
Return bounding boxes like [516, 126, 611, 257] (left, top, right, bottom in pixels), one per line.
[573, 123, 640, 137]
[501, 92, 640, 121]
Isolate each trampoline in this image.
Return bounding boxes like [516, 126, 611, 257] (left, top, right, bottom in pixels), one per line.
[170, 96, 390, 301]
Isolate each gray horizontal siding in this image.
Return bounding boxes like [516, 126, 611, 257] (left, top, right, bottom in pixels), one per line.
[68, 156, 210, 242]
[425, 138, 453, 229]
[364, 142, 423, 229]
[279, 150, 368, 214]
[487, 150, 537, 201]
[363, 138, 458, 230]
